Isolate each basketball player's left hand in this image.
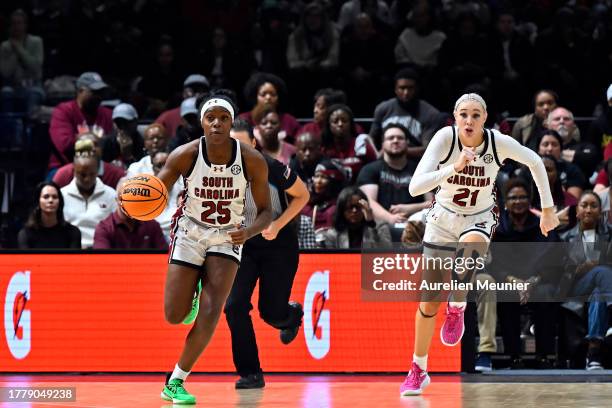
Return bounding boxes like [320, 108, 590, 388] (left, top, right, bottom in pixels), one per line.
[228, 223, 249, 245]
[539, 207, 560, 237]
[261, 221, 280, 240]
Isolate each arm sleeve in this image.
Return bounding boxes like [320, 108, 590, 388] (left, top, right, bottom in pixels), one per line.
[496, 132, 555, 209]
[408, 127, 456, 197]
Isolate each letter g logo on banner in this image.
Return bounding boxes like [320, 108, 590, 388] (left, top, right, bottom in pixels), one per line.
[4, 271, 31, 359]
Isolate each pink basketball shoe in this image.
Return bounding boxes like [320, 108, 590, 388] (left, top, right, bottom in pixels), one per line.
[440, 304, 465, 346]
[400, 362, 431, 396]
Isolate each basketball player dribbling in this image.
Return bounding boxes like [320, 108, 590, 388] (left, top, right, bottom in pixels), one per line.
[401, 93, 560, 396]
[156, 91, 272, 404]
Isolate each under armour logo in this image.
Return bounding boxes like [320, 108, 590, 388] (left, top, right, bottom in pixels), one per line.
[212, 165, 225, 173]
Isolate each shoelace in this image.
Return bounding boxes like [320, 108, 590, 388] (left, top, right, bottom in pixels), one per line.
[405, 364, 423, 386]
[445, 307, 463, 331]
[167, 380, 188, 395]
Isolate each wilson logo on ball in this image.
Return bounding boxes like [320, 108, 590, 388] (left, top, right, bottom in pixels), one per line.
[123, 187, 151, 197]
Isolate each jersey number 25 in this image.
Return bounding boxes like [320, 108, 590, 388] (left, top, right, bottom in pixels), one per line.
[201, 200, 231, 224]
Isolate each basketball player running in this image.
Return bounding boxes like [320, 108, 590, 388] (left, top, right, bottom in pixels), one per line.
[401, 93, 559, 396]
[157, 92, 272, 404]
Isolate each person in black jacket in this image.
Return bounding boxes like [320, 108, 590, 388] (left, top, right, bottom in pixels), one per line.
[224, 119, 310, 389]
[18, 181, 81, 248]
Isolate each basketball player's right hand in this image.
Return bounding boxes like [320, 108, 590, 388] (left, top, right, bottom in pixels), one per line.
[453, 147, 476, 172]
[228, 223, 249, 245]
[539, 207, 560, 237]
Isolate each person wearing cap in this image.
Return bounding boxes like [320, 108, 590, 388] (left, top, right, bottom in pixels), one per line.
[155, 74, 210, 138]
[169, 97, 203, 151]
[368, 68, 445, 154]
[101, 103, 144, 168]
[48, 71, 113, 173]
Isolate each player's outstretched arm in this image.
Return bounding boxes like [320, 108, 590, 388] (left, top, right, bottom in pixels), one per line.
[497, 133, 560, 236]
[242, 146, 273, 240]
[409, 127, 456, 197]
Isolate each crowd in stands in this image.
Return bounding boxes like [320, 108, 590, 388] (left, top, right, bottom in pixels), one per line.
[2, 0, 612, 371]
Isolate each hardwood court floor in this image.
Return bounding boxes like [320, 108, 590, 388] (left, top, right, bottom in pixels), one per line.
[1, 374, 611, 408]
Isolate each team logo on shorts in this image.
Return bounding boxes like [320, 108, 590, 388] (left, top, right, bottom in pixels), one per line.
[232, 245, 240, 255]
[230, 164, 241, 175]
[483, 154, 494, 164]
[475, 221, 487, 229]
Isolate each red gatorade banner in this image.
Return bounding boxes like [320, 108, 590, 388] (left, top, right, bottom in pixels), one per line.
[0, 254, 459, 372]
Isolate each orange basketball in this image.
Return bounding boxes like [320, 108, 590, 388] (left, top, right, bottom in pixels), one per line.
[119, 174, 168, 221]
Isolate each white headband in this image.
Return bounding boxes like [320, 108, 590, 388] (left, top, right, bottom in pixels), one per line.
[200, 98, 235, 122]
[454, 93, 487, 112]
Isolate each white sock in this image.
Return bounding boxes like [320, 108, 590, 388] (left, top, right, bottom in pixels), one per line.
[413, 354, 428, 371]
[170, 363, 190, 382]
[449, 301, 466, 310]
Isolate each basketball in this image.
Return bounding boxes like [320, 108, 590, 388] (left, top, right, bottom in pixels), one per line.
[119, 174, 168, 221]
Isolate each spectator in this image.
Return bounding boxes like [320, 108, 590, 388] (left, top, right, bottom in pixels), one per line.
[17, 181, 81, 249]
[93, 178, 168, 250]
[61, 150, 117, 248]
[339, 12, 392, 116]
[358, 124, 432, 229]
[155, 74, 210, 138]
[530, 130, 586, 198]
[337, 0, 391, 32]
[0, 9, 44, 116]
[127, 123, 169, 176]
[586, 84, 612, 160]
[369, 68, 444, 153]
[301, 159, 347, 230]
[512, 89, 558, 152]
[53, 134, 125, 189]
[287, 1, 340, 114]
[546, 106, 598, 179]
[240, 72, 300, 142]
[322, 186, 391, 249]
[492, 178, 560, 369]
[394, 3, 446, 69]
[137, 40, 183, 118]
[48, 72, 113, 172]
[256, 109, 296, 165]
[297, 88, 350, 140]
[201, 27, 244, 90]
[321, 104, 377, 181]
[290, 132, 326, 185]
[101, 103, 144, 169]
[560, 191, 612, 370]
[487, 10, 533, 114]
[169, 97, 203, 151]
[597, 159, 612, 225]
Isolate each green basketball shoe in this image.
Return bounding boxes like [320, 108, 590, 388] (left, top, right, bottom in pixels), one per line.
[161, 375, 196, 405]
[182, 280, 202, 325]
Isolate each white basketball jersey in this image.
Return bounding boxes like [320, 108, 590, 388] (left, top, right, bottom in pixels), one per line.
[435, 126, 502, 214]
[180, 137, 248, 228]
